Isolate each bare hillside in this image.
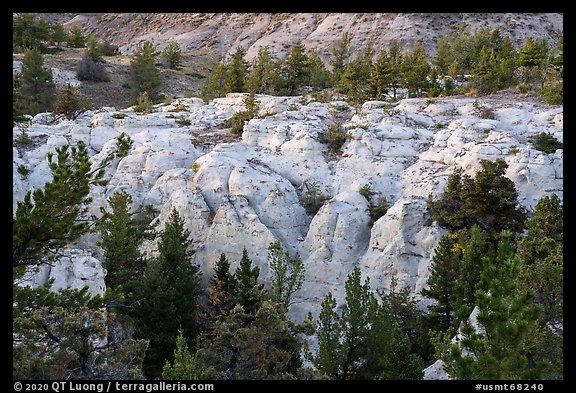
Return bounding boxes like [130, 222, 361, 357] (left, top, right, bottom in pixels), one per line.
[54, 13, 562, 65]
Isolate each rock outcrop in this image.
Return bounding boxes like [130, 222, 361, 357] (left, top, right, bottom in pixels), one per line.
[13, 93, 563, 326]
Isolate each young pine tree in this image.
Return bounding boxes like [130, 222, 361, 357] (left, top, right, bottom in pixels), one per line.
[234, 248, 266, 316]
[438, 231, 541, 379]
[129, 41, 161, 97]
[268, 240, 305, 310]
[131, 208, 202, 379]
[97, 191, 154, 305]
[20, 48, 56, 115]
[162, 329, 206, 380]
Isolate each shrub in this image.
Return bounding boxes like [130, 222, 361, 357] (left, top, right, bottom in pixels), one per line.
[175, 116, 191, 127]
[133, 91, 154, 114]
[76, 54, 109, 82]
[99, 40, 120, 56]
[537, 85, 563, 105]
[529, 132, 563, 154]
[301, 181, 325, 216]
[17, 164, 30, 179]
[53, 85, 90, 120]
[318, 124, 350, 156]
[368, 198, 389, 226]
[359, 183, 375, 202]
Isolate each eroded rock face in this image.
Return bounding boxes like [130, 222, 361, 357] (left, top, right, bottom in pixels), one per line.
[13, 93, 563, 324]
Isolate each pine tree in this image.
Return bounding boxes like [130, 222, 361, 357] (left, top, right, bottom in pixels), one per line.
[315, 292, 343, 378]
[97, 191, 154, 304]
[428, 158, 526, 235]
[280, 41, 310, 95]
[13, 304, 147, 379]
[203, 253, 238, 327]
[402, 42, 431, 97]
[162, 329, 206, 379]
[20, 48, 56, 115]
[234, 248, 265, 316]
[307, 49, 331, 91]
[421, 234, 460, 332]
[50, 23, 67, 48]
[340, 267, 373, 379]
[246, 46, 280, 95]
[163, 41, 182, 69]
[330, 32, 351, 86]
[315, 268, 425, 380]
[13, 137, 130, 273]
[85, 35, 104, 62]
[387, 40, 404, 100]
[268, 240, 305, 309]
[470, 46, 499, 95]
[13, 13, 50, 51]
[129, 40, 161, 97]
[225, 46, 248, 93]
[13, 72, 26, 123]
[197, 300, 312, 379]
[362, 300, 424, 380]
[67, 25, 86, 48]
[371, 50, 392, 99]
[439, 232, 541, 379]
[200, 61, 228, 102]
[131, 208, 201, 379]
[53, 84, 90, 120]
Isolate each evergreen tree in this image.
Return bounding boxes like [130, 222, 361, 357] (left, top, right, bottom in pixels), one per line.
[13, 137, 130, 273]
[315, 292, 343, 378]
[129, 40, 161, 97]
[470, 46, 499, 95]
[453, 225, 490, 314]
[246, 46, 280, 95]
[315, 268, 424, 380]
[20, 48, 56, 115]
[162, 41, 182, 69]
[85, 35, 104, 62]
[13, 13, 50, 51]
[225, 46, 248, 93]
[66, 25, 86, 48]
[516, 194, 563, 379]
[362, 299, 424, 380]
[131, 208, 202, 379]
[197, 301, 313, 379]
[97, 191, 154, 305]
[421, 234, 460, 332]
[14, 302, 147, 380]
[13, 72, 26, 123]
[280, 41, 310, 95]
[340, 51, 373, 105]
[53, 84, 90, 120]
[330, 32, 351, 86]
[402, 42, 431, 97]
[428, 158, 526, 235]
[340, 267, 372, 379]
[387, 40, 404, 100]
[200, 61, 228, 102]
[203, 253, 238, 328]
[379, 277, 426, 358]
[49, 23, 67, 48]
[307, 49, 331, 91]
[234, 248, 265, 316]
[371, 50, 392, 99]
[268, 241, 305, 310]
[438, 232, 541, 379]
[162, 329, 206, 379]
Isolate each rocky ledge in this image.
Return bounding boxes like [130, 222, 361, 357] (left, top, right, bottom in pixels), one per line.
[13, 92, 563, 329]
